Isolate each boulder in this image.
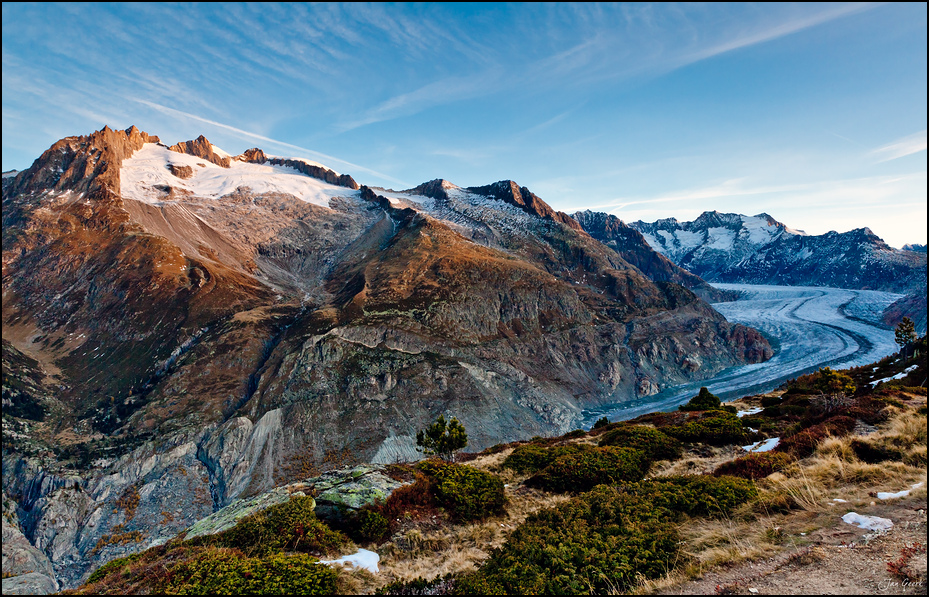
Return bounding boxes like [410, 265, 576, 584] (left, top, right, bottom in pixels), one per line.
[183, 485, 313, 541]
[1, 572, 59, 595]
[310, 465, 409, 522]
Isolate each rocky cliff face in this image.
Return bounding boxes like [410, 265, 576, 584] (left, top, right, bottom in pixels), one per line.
[2, 127, 771, 589]
[572, 210, 734, 302]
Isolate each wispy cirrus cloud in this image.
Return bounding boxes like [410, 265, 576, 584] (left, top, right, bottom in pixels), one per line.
[134, 99, 411, 187]
[870, 130, 928, 163]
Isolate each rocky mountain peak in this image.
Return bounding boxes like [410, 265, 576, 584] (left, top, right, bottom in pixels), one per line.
[466, 180, 585, 232]
[237, 147, 268, 163]
[6, 125, 159, 200]
[168, 135, 231, 168]
[404, 179, 457, 201]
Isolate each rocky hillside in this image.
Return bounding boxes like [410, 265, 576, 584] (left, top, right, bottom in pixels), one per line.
[1, 126, 771, 590]
[623, 211, 927, 333]
[16, 342, 923, 595]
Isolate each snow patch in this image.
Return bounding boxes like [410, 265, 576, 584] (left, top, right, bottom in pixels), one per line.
[870, 365, 919, 386]
[742, 437, 780, 453]
[737, 406, 764, 418]
[841, 512, 893, 531]
[121, 143, 356, 207]
[705, 227, 735, 251]
[320, 548, 379, 573]
[877, 482, 924, 500]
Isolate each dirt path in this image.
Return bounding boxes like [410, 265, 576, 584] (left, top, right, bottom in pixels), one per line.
[665, 495, 927, 595]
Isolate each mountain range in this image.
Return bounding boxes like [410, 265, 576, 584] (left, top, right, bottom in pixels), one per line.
[615, 211, 927, 333]
[2, 126, 773, 588]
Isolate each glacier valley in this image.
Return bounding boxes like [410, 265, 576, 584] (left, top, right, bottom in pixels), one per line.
[582, 284, 904, 425]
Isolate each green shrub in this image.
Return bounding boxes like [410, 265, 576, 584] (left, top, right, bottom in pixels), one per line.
[598, 425, 683, 461]
[86, 552, 143, 585]
[502, 443, 592, 475]
[562, 429, 588, 439]
[204, 496, 348, 556]
[527, 446, 649, 493]
[713, 452, 795, 480]
[664, 411, 746, 446]
[457, 485, 680, 595]
[352, 508, 390, 544]
[679, 387, 721, 411]
[621, 476, 758, 518]
[760, 395, 782, 408]
[165, 548, 337, 595]
[418, 461, 506, 521]
[592, 416, 611, 429]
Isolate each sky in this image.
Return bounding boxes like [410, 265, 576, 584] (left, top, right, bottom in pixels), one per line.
[2, 2, 926, 247]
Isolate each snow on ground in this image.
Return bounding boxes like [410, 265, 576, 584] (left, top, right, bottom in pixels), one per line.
[320, 548, 379, 573]
[582, 284, 903, 426]
[841, 512, 894, 531]
[121, 143, 357, 207]
[706, 227, 735, 250]
[737, 406, 764, 418]
[742, 437, 780, 453]
[877, 482, 924, 500]
[740, 215, 782, 245]
[869, 365, 919, 386]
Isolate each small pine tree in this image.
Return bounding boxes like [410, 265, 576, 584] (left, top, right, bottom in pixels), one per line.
[592, 417, 610, 430]
[895, 317, 917, 359]
[679, 387, 721, 411]
[416, 415, 468, 462]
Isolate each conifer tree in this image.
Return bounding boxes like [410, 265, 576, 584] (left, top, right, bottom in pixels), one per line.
[416, 415, 468, 462]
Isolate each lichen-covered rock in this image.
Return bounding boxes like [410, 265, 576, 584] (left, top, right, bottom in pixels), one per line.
[309, 465, 408, 522]
[183, 485, 313, 542]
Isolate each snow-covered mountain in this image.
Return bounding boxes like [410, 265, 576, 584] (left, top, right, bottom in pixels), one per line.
[628, 211, 926, 296]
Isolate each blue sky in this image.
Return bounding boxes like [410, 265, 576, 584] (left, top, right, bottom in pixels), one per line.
[2, 3, 926, 246]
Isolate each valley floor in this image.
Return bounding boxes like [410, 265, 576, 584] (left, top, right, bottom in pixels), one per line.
[584, 284, 904, 425]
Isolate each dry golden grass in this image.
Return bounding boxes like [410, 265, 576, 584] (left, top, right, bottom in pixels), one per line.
[650, 445, 743, 478]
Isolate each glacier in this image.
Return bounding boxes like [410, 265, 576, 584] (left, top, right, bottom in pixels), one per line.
[582, 284, 903, 425]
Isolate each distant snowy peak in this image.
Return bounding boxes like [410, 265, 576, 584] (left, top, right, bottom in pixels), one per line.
[630, 211, 800, 264]
[628, 210, 925, 295]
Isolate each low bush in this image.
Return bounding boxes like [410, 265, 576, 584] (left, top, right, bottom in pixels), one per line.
[85, 552, 143, 585]
[165, 548, 337, 595]
[527, 446, 649, 493]
[418, 460, 507, 521]
[502, 443, 592, 475]
[457, 485, 680, 595]
[379, 473, 439, 523]
[713, 452, 795, 480]
[351, 508, 390, 544]
[679, 387, 721, 411]
[375, 574, 459, 595]
[664, 410, 746, 446]
[202, 496, 348, 557]
[621, 475, 759, 518]
[598, 425, 683, 461]
[776, 415, 856, 458]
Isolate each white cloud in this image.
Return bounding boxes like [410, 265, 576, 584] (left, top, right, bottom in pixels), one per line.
[870, 130, 928, 163]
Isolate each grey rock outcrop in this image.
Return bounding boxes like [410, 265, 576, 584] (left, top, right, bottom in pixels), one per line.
[1, 572, 59, 595]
